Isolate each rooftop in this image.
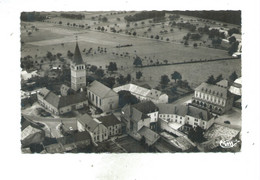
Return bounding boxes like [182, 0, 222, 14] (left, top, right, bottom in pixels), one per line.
[138, 126, 160, 146]
[39, 88, 87, 109]
[97, 114, 121, 127]
[132, 101, 159, 114]
[195, 82, 228, 98]
[77, 114, 99, 132]
[72, 42, 84, 65]
[88, 80, 118, 98]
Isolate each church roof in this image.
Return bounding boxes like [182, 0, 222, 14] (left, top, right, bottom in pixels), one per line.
[88, 80, 118, 98]
[73, 42, 84, 65]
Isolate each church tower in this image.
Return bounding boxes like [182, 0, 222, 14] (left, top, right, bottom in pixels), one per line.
[71, 41, 86, 91]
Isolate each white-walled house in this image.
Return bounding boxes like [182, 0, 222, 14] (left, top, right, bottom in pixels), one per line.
[87, 80, 119, 112]
[157, 104, 214, 130]
[77, 114, 108, 143]
[96, 114, 122, 137]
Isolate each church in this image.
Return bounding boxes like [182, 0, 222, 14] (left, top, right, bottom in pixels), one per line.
[37, 40, 119, 115]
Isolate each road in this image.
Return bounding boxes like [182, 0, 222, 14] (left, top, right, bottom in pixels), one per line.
[22, 114, 77, 138]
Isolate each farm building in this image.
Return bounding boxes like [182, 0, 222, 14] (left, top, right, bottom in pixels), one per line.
[37, 87, 88, 115]
[113, 83, 168, 104]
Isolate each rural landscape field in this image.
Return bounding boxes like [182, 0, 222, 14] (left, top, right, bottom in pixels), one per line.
[21, 11, 241, 88]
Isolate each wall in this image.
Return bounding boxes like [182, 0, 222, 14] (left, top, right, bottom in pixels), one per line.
[147, 111, 159, 123]
[137, 117, 150, 132]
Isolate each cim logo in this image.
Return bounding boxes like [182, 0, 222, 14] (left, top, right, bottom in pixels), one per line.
[220, 139, 240, 148]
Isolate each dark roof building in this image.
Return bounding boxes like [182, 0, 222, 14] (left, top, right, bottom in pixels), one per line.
[97, 114, 121, 127]
[131, 101, 159, 114]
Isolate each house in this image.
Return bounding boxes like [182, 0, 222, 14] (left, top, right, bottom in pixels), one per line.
[60, 84, 71, 96]
[43, 131, 92, 153]
[96, 114, 122, 137]
[113, 83, 168, 103]
[192, 82, 234, 114]
[229, 77, 242, 96]
[157, 104, 215, 130]
[121, 104, 150, 134]
[37, 88, 88, 115]
[138, 126, 160, 146]
[77, 114, 108, 143]
[87, 80, 119, 112]
[131, 101, 159, 130]
[21, 70, 39, 81]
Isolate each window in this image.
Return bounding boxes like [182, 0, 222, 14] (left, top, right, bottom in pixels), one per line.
[187, 117, 189, 120]
[180, 117, 182, 119]
[195, 119, 198, 122]
[96, 96, 98, 105]
[100, 99, 102, 106]
[203, 122, 205, 125]
[92, 94, 94, 101]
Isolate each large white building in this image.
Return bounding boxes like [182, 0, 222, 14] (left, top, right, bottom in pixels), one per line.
[113, 83, 168, 104]
[192, 81, 234, 114]
[87, 80, 119, 112]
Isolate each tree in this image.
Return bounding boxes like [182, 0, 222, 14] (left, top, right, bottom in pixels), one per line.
[184, 41, 189, 46]
[188, 126, 206, 143]
[155, 35, 159, 40]
[193, 43, 198, 48]
[171, 71, 182, 82]
[101, 17, 108, 22]
[133, 31, 137, 36]
[133, 56, 143, 67]
[90, 65, 98, 73]
[228, 36, 236, 44]
[228, 41, 239, 55]
[160, 75, 170, 88]
[136, 71, 143, 80]
[102, 77, 115, 88]
[163, 59, 168, 64]
[126, 74, 131, 83]
[206, 75, 215, 84]
[118, 90, 140, 108]
[215, 74, 223, 83]
[95, 69, 105, 78]
[117, 75, 127, 85]
[107, 62, 118, 73]
[229, 71, 238, 82]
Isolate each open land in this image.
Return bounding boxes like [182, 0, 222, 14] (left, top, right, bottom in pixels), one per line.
[21, 11, 241, 89]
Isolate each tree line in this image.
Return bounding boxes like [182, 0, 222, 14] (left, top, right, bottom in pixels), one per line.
[21, 12, 46, 22]
[124, 11, 165, 22]
[60, 13, 85, 19]
[171, 11, 241, 25]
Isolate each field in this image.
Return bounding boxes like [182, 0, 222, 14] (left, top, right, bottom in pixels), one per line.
[21, 11, 241, 89]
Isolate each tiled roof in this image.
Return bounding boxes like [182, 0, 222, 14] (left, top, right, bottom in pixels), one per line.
[72, 42, 84, 65]
[138, 126, 160, 145]
[195, 82, 228, 98]
[88, 80, 118, 98]
[97, 114, 121, 127]
[157, 103, 177, 114]
[187, 105, 212, 121]
[122, 105, 149, 122]
[216, 80, 229, 88]
[59, 92, 87, 108]
[38, 87, 50, 98]
[132, 101, 159, 114]
[77, 114, 99, 132]
[43, 90, 87, 109]
[74, 131, 91, 142]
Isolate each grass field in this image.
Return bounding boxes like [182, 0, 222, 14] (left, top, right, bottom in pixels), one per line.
[21, 12, 241, 89]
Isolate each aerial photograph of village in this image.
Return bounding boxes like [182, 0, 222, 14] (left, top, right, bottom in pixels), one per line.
[20, 11, 242, 153]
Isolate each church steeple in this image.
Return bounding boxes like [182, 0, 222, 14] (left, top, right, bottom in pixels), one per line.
[73, 42, 84, 65]
[70, 38, 86, 91]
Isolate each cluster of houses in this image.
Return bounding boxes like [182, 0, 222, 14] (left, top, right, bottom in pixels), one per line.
[22, 42, 241, 153]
